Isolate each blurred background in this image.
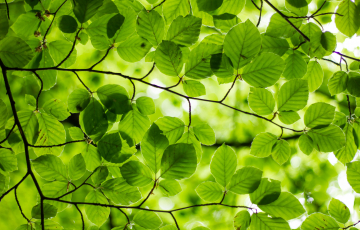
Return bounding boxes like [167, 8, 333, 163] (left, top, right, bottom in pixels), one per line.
[0, 0, 359, 229]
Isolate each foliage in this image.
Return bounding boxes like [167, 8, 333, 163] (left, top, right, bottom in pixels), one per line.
[0, 0, 360, 229]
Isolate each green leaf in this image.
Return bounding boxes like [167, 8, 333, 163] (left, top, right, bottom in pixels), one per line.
[85, 190, 110, 227]
[42, 181, 73, 212]
[329, 198, 350, 224]
[101, 177, 142, 205]
[0, 172, 8, 194]
[107, 14, 125, 39]
[210, 53, 234, 78]
[250, 213, 291, 230]
[120, 161, 153, 187]
[118, 109, 150, 144]
[35, 112, 66, 156]
[299, 134, 314, 155]
[31, 203, 57, 219]
[271, 139, 291, 165]
[258, 192, 305, 220]
[347, 72, 360, 97]
[308, 124, 346, 152]
[58, 15, 78, 33]
[328, 71, 349, 96]
[197, 0, 223, 12]
[303, 61, 323, 92]
[141, 123, 169, 174]
[48, 40, 77, 68]
[67, 89, 91, 113]
[117, 34, 152, 62]
[177, 131, 203, 162]
[321, 31, 337, 54]
[82, 144, 101, 172]
[212, 0, 246, 15]
[136, 10, 165, 46]
[163, 0, 190, 24]
[248, 88, 275, 115]
[278, 111, 300, 125]
[133, 210, 162, 229]
[34, 220, 64, 229]
[136, 97, 155, 115]
[347, 161, 360, 193]
[335, 0, 360, 37]
[228, 167, 262, 194]
[241, 52, 285, 88]
[68, 127, 84, 140]
[266, 13, 303, 38]
[334, 123, 357, 164]
[283, 52, 307, 80]
[301, 213, 339, 230]
[285, 0, 311, 8]
[93, 168, 108, 185]
[32, 154, 67, 181]
[333, 111, 347, 128]
[234, 210, 251, 230]
[249, 178, 281, 205]
[155, 116, 185, 144]
[250, 132, 278, 158]
[166, 15, 202, 47]
[210, 144, 237, 188]
[73, 0, 104, 23]
[193, 123, 215, 145]
[98, 132, 132, 163]
[25, 94, 36, 110]
[261, 34, 289, 56]
[183, 80, 206, 97]
[0, 10, 9, 40]
[224, 19, 261, 69]
[185, 42, 222, 79]
[277, 79, 309, 112]
[154, 40, 184, 77]
[0, 149, 17, 172]
[0, 99, 7, 128]
[304, 102, 335, 128]
[195, 181, 223, 202]
[160, 143, 197, 179]
[68, 153, 86, 181]
[80, 98, 108, 142]
[159, 180, 182, 196]
[213, 13, 241, 33]
[0, 36, 33, 68]
[11, 11, 41, 38]
[97, 84, 131, 115]
[42, 99, 70, 121]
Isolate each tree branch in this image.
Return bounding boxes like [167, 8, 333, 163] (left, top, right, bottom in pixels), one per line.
[138, 180, 157, 207]
[72, 71, 92, 93]
[0, 122, 16, 145]
[32, 71, 43, 111]
[75, 204, 85, 230]
[43, 0, 68, 43]
[28, 140, 86, 148]
[170, 212, 180, 230]
[90, 46, 113, 70]
[15, 186, 31, 223]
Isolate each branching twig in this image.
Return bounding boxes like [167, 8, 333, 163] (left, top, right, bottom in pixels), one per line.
[0, 173, 29, 202]
[43, 0, 68, 43]
[56, 28, 82, 67]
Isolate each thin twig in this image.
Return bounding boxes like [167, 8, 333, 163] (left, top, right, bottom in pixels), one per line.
[4, 0, 10, 19]
[0, 122, 16, 145]
[43, 0, 68, 43]
[0, 173, 29, 202]
[129, 79, 136, 101]
[138, 180, 157, 207]
[321, 58, 340, 66]
[90, 46, 113, 70]
[347, 95, 352, 117]
[170, 212, 180, 230]
[219, 77, 237, 103]
[75, 204, 85, 230]
[141, 63, 156, 80]
[56, 28, 82, 67]
[187, 98, 191, 130]
[72, 71, 92, 93]
[15, 186, 31, 223]
[33, 71, 43, 111]
[150, 0, 166, 11]
[117, 208, 130, 230]
[256, 0, 263, 27]
[29, 140, 86, 148]
[343, 220, 360, 229]
[251, 0, 260, 10]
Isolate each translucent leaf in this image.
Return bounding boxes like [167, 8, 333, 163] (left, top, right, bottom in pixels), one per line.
[68, 127, 84, 140]
[107, 14, 125, 39]
[159, 180, 182, 196]
[224, 19, 261, 69]
[85, 190, 110, 227]
[117, 34, 152, 62]
[328, 71, 348, 96]
[285, 0, 311, 8]
[0, 149, 17, 172]
[133, 210, 162, 229]
[42, 99, 70, 121]
[0, 9, 9, 40]
[98, 132, 132, 163]
[32, 154, 67, 181]
[136, 97, 155, 115]
[329, 198, 350, 224]
[25, 94, 36, 110]
[272, 139, 291, 165]
[248, 88, 275, 115]
[304, 102, 335, 128]
[154, 40, 184, 77]
[118, 109, 150, 145]
[177, 131, 203, 162]
[160, 143, 197, 179]
[120, 161, 153, 187]
[193, 123, 215, 145]
[249, 178, 281, 205]
[195, 181, 223, 202]
[101, 177, 142, 205]
[166, 15, 202, 47]
[31, 203, 57, 219]
[234, 210, 251, 230]
[301, 213, 339, 230]
[303, 61, 323, 92]
[97, 84, 131, 115]
[277, 79, 309, 112]
[278, 111, 300, 125]
[308, 124, 346, 152]
[210, 144, 237, 188]
[82, 144, 101, 172]
[213, 13, 241, 33]
[48, 40, 77, 68]
[183, 80, 206, 97]
[212, 0, 246, 15]
[335, 0, 360, 37]
[266, 13, 303, 38]
[261, 34, 289, 56]
[210, 53, 234, 78]
[228, 167, 262, 194]
[73, 0, 104, 23]
[12, 11, 41, 38]
[299, 134, 314, 155]
[250, 132, 278, 158]
[92, 166, 108, 185]
[334, 123, 357, 164]
[250, 213, 291, 230]
[347, 161, 360, 193]
[300, 23, 325, 58]
[141, 123, 169, 174]
[347, 72, 360, 97]
[0, 36, 33, 68]
[155, 116, 185, 144]
[197, 0, 223, 12]
[67, 89, 91, 113]
[0, 99, 7, 128]
[283, 52, 307, 80]
[163, 0, 190, 24]
[58, 15, 78, 33]
[136, 10, 165, 46]
[80, 98, 108, 142]
[321, 31, 337, 54]
[68, 153, 86, 181]
[42, 181, 73, 212]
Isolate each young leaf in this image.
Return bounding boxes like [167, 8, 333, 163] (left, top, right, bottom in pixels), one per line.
[249, 178, 281, 205]
[299, 134, 314, 155]
[304, 102, 335, 128]
[68, 154, 86, 181]
[31, 203, 57, 219]
[250, 132, 278, 157]
[118, 109, 151, 144]
[160, 143, 197, 179]
[159, 180, 182, 196]
[277, 79, 309, 112]
[347, 161, 360, 193]
[101, 177, 142, 205]
[73, 0, 104, 23]
[163, 0, 190, 24]
[301, 213, 339, 230]
[347, 72, 360, 97]
[334, 123, 357, 164]
[193, 123, 215, 145]
[227, 167, 263, 194]
[97, 84, 131, 115]
[68, 127, 84, 140]
[0, 149, 17, 172]
[261, 35, 290, 56]
[272, 139, 291, 165]
[282, 52, 307, 80]
[136, 96, 155, 115]
[155, 116, 185, 144]
[82, 144, 101, 172]
[278, 111, 300, 125]
[195, 181, 224, 202]
[250, 213, 291, 230]
[136, 10, 165, 46]
[210, 53, 234, 78]
[117, 34, 152, 62]
[303, 61, 323, 92]
[0, 36, 33, 68]
[183, 80, 206, 97]
[308, 125, 346, 152]
[133, 211, 162, 229]
[166, 15, 202, 47]
[328, 198, 350, 224]
[328, 71, 348, 96]
[67, 89, 91, 113]
[120, 161, 153, 187]
[234, 210, 251, 230]
[155, 40, 184, 77]
[210, 144, 237, 188]
[248, 87, 275, 115]
[335, 0, 360, 37]
[32, 154, 67, 182]
[42, 99, 70, 121]
[85, 190, 110, 227]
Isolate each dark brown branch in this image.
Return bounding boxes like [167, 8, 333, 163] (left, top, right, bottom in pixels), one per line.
[56, 28, 82, 67]
[90, 46, 113, 70]
[311, 0, 327, 17]
[117, 208, 130, 230]
[0, 173, 28, 202]
[187, 98, 191, 129]
[40, 198, 45, 229]
[129, 79, 136, 101]
[170, 212, 180, 230]
[75, 204, 85, 230]
[251, 0, 260, 10]
[138, 180, 157, 207]
[72, 71, 92, 93]
[219, 77, 237, 103]
[343, 220, 360, 230]
[15, 186, 31, 223]
[43, 0, 68, 42]
[219, 192, 226, 204]
[150, 0, 166, 11]
[347, 95, 352, 117]
[4, 0, 9, 19]
[32, 71, 43, 111]
[141, 63, 156, 80]
[165, 77, 183, 89]
[0, 122, 16, 145]
[256, 0, 263, 27]
[28, 140, 86, 148]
